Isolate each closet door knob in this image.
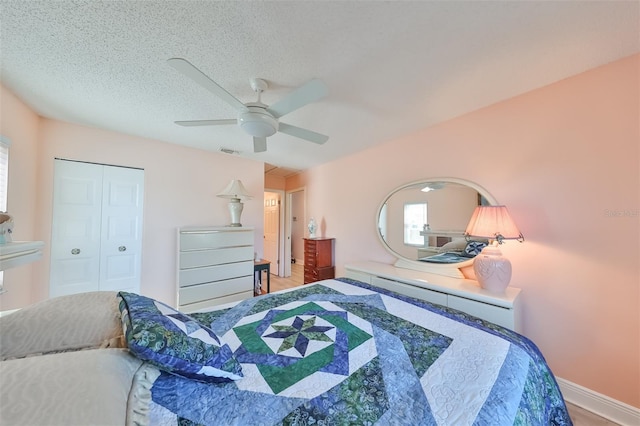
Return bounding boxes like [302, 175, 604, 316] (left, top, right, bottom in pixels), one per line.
[119, 246, 127, 252]
[71, 248, 80, 255]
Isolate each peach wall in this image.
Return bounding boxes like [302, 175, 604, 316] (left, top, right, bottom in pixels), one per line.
[265, 173, 285, 190]
[295, 55, 640, 407]
[0, 83, 264, 310]
[0, 86, 41, 309]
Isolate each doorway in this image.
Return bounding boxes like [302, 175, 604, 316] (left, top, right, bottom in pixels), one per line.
[263, 191, 281, 276]
[264, 186, 305, 278]
[283, 187, 305, 278]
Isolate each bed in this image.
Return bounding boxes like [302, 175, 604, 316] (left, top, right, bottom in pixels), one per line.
[0, 278, 572, 425]
[420, 239, 488, 264]
[419, 251, 474, 264]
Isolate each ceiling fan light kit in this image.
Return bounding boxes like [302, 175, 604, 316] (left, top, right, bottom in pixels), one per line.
[238, 107, 278, 137]
[168, 57, 329, 153]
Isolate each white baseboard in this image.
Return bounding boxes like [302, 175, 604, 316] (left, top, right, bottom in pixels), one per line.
[558, 377, 640, 425]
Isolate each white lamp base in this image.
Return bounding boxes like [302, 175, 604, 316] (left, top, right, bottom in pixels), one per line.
[473, 244, 512, 293]
[228, 199, 244, 227]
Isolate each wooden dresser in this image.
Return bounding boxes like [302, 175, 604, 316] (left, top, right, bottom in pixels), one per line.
[303, 237, 335, 284]
[177, 226, 254, 312]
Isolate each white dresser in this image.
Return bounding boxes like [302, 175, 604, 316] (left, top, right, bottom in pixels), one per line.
[345, 261, 522, 332]
[177, 226, 254, 313]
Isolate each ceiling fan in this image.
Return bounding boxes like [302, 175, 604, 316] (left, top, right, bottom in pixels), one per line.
[168, 58, 329, 153]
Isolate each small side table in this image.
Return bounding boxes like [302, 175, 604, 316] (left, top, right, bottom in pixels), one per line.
[254, 260, 271, 295]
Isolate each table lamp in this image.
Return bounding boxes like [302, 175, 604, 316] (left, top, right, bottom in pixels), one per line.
[217, 179, 252, 227]
[464, 205, 524, 293]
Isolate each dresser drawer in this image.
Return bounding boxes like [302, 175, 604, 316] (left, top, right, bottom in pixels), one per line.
[371, 276, 448, 307]
[316, 266, 334, 281]
[179, 290, 254, 314]
[179, 246, 253, 269]
[178, 276, 253, 306]
[448, 295, 515, 330]
[180, 230, 253, 251]
[179, 260, 253, 287]
[304, 266, 335, 284]
[304, 252, 317, 267]
[303, 271, 315, 284]
[344, 269, 371, 284]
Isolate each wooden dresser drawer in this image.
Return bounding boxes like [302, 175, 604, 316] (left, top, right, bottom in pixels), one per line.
[304, 252, 317, 267]
[316, 266, 335, 281]
[304, 266, 335, 284]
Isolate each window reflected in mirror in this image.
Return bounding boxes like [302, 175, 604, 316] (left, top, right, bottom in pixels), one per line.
[403, 202, 427, 246]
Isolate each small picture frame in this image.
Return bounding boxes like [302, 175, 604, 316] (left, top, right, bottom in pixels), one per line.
[270, 199, 276, 206]
[265, 200, 270, 207]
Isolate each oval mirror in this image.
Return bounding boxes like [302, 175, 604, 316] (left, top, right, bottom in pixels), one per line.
[377, 177, 497, 278]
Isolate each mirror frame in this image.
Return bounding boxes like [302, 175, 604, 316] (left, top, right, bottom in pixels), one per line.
[376, 177, 498, 278]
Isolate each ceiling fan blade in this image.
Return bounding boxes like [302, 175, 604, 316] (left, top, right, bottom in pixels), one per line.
[167, 58, 247, 112]
[253, 137, 267, 153]
[175, 119, 237, 127]
[278, 123, 329, 144]
[267, 79, 328, 118]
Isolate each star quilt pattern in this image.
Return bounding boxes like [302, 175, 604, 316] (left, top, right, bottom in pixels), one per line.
[145, 278, 572, 426]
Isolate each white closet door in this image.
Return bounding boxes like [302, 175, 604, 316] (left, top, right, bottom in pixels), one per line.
[50, 160, 144, 298]
[50, 161, 103, 297]
[99, 166, 144, 293]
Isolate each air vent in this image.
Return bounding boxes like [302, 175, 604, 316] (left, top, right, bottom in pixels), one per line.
[219, 147, 240, 155]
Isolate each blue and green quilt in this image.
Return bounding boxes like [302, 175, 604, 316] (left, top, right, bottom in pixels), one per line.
[146, 278, 572, 425]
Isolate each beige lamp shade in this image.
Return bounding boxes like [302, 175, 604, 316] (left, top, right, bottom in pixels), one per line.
[217, 180, 252, 227]
[217, 179, 252, 201]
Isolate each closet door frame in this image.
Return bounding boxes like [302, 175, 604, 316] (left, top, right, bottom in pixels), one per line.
[49, 159, 144, 298]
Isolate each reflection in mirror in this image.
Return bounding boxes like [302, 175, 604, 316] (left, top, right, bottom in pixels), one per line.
[377, 178, 497, 277]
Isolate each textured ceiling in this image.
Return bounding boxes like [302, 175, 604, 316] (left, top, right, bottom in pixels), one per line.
[1, 1, 638, 172]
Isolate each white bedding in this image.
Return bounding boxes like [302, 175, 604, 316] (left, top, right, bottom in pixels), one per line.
[0, 291, 124, 361]
[0, 349, 143, 425]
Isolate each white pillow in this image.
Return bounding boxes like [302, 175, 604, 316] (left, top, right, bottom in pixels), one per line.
[438, 238, 468, 253]
[0, 291, 124, 360]
[0, 349, 143, 425]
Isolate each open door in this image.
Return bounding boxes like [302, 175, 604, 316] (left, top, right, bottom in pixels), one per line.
[284, 188, 306, 278]
[263, 192, 280, 274]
